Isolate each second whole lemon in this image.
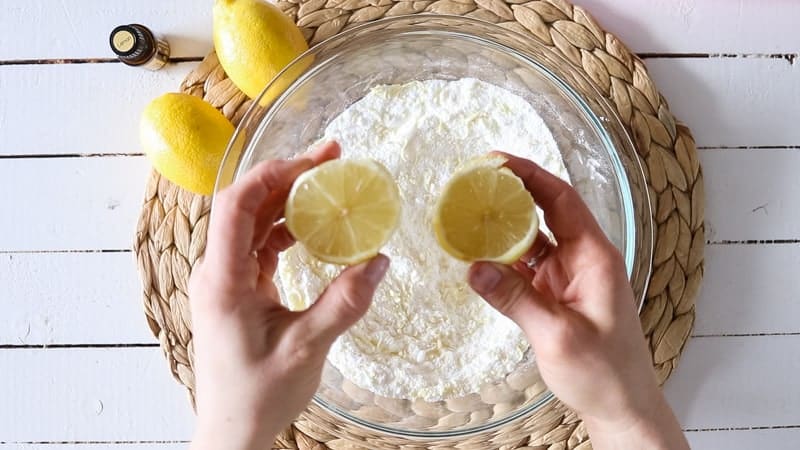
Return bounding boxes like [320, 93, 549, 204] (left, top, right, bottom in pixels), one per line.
[140, 93, 234, 195]
[213, 0, 308, 102]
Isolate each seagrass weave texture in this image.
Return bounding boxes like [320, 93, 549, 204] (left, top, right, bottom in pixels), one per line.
[134, 1, 704, 448]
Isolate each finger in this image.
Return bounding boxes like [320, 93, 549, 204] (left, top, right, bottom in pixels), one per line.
[252, 188, 290, 251]
[305, 140, 341, 165]
[264, 222, 296, 253]
[300, 255, 390, 346]
[518, 231, 553, 265]
[256, 223, 296, 276]
[207, 158, 313, 276]
[511, 260, 535, 283]
[532, 259, 570, 302]
[251, 141, 341, 249]
[468, 261, 558, 334]
[494, 152, 604, 242]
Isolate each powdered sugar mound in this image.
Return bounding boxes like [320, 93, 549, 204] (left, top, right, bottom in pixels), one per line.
[278, 78, 569, 401]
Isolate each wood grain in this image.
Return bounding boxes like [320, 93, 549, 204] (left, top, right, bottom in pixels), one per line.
[0, 242, 797, 348]
[701, 149, 800, 242]
[1, 252, 154, 345]
[686, 428, 800, 449]
[0, 58, 796, 158]
[0, 348, 194, 442]
[0, 0, 212, 60]
[0, 340, 797, 442]
[2, 148, 797, 252]
[0, 63, 194, 156]
[0, 157, 150, 251]
[572, 0, 800, 54]
[695, 244, 800, 336]
[2, 0, 798, 60]
[2, 445, 187, 449]
[663, 335, 800, 430]
[0, 1, 797, 449]
[646, 57, 800, 147]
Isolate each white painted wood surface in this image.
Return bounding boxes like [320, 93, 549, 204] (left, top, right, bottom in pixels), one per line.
[1, 58, 797, 157]
[0, 64, 195, 156]
[1, 252, 152, 345]
[3, 446, 186, 450]
[0, 157, 150, 251]
[0, 349, 193, 442]
[1, 0, 798, 448]
[3, 0, 799, 59]
[0, 0, 212, 60]
[702, 149, 800, 242]
[695, 244, 800, 336]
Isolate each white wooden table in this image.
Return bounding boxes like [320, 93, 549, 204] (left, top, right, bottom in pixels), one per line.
[1, 1, 798, 448]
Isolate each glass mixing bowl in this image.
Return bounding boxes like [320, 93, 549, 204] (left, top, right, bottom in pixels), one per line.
[215, 14, 652, 442]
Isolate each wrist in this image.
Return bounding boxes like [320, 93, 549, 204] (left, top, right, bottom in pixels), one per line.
[582, 393, 688, 450]
[191, 417, 277, 450]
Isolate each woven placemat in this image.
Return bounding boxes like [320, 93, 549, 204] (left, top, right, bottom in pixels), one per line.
[134, 1, 705, 448]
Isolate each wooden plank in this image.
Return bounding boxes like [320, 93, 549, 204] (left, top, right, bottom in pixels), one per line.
[701, 149, 800, 242]
[695, 244, 800, 336]
[0, 339, 796, 441]
[0, 156, 151, 251]
[1, 57, 797, 157]
[686, 428, 800, 450]
[0, 252, 153, 345]
[1, 242, 797, 347]
[6, 431, 799, 450]
[646, 57, 800, 147]
[0, 348, 194, 442]
[9, 147, 786, 253]
[663, 335, 800, 430]
[0, 62, 196, 156]
[573, 0, 800, 54]
[1, 0, 798, 59]
[1, 445, 186, 449]
[0, 0, 211, 60]
[0, 242, 797, 346]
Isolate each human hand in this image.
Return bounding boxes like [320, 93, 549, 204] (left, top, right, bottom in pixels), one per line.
[188, 142, 390, 450]
[468, 153, 688, 450]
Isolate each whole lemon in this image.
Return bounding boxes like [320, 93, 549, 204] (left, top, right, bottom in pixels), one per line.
[140, 93, 234, 195]
[213, 0, 308, 101]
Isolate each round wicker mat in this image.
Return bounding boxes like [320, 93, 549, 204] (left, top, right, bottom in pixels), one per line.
[134, 1, 704, 448]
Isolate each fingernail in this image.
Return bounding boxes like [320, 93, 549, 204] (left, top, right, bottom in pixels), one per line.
[470, 263, 503, 294]
[364, 255, 390, 283]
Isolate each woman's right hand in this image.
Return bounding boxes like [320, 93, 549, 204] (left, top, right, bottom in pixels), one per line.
[468, 153, 689, 450]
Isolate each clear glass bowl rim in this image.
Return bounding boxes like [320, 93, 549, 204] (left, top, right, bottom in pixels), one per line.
[214, 13, 655, 439]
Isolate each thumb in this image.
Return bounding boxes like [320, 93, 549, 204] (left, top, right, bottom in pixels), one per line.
[468, 262, 557, 334]
[301, 254, 390, 346]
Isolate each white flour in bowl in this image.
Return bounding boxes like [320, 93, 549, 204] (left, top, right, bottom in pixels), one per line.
[278, 78, 570, 401]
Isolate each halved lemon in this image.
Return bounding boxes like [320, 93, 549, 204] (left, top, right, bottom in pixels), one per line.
[433, 156, 538, 263]
[285, 158, 401, 265]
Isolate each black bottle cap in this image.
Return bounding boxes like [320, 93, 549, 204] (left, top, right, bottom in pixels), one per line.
[110, 24, 154, 63]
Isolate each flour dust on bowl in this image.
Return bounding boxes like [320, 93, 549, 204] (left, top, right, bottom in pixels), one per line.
[215, 15, 653, 441]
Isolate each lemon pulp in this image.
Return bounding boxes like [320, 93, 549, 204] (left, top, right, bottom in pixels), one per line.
[433, 157, 538, 263]
[285, 159, 401, 265]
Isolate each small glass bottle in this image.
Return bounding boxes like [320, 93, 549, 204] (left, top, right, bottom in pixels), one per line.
[109, 24, 170, 71]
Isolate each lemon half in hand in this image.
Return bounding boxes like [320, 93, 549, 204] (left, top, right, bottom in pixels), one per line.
[285, 159, 401, 265]
[433, 156, 539, 263]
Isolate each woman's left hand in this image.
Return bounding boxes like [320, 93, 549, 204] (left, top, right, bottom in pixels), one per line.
[188, 142, 390, 450]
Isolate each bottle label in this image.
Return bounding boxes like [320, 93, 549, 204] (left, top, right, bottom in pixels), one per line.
[112, 30, 135, 53]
